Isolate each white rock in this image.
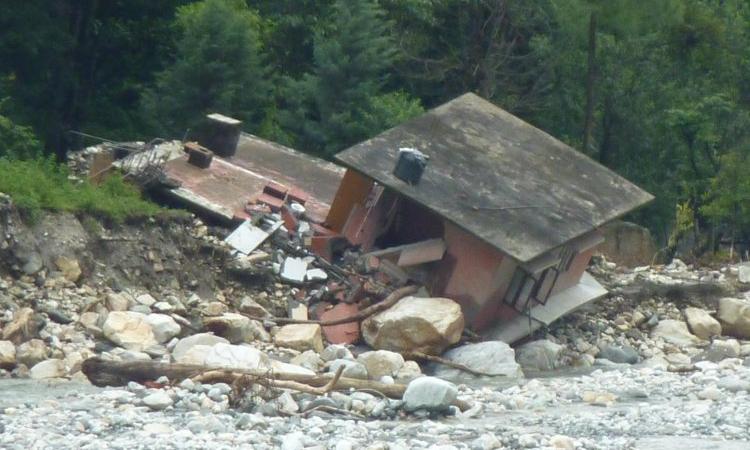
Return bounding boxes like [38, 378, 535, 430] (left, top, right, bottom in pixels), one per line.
[403, 376, 457, 411]
[515, 340, 564, 371]
[0, 340, 16, 367]
[738, 262, 750, 283]
[321, 344, 353, 362]
[549, 435, 575, 450]
[204, 343, 270, 370]
[102, 311, 157, 351]
[271, 360, 316, 377]
[177, 345, 214, 365]
[717, 297, 750, 339]
[651, 319, 703, 346]
[135, 293, 157, 307]
[362, 296, 464, 355]
[290, 350, 323, 372]
[435, 341, 524, 378]
[171, 333, 229, 361]
[144, 314, 181, 344]
[143, 391, 173, 410]
[683, 307, 721, 340]
[357, 350, 404, 379]
[328, 359, 369, 379]
[29, 359, 66, 379]
[274, 324, 323, 353]
[106, 292, 131, 311]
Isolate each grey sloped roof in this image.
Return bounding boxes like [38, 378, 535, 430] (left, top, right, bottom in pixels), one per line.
[335, 93, 653, 263]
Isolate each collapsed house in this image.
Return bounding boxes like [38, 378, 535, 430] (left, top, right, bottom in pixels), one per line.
[76, 95, 652, 344]
[325, 93, 653, 342]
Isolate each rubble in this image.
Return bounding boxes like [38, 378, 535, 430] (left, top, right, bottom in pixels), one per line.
[4, 176, 750, 449]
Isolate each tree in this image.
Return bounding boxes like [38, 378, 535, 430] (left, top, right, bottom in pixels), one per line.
[0, 113, 42, 159]
[141, 0, 272, 137]
[280, 0, 423, 156]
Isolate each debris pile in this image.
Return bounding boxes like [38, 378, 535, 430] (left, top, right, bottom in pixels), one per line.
[516, 256, 750, 373]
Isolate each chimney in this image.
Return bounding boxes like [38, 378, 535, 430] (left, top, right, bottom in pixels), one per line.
[393, 147, 428, 185]
[185, 141, 213, 168]
[197, 113, 242, 157]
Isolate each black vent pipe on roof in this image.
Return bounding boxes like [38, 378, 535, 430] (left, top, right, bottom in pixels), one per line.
[393, 147, 428, 185]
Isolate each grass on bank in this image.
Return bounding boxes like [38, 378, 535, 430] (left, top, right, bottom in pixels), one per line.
[0, 156, 162, 222]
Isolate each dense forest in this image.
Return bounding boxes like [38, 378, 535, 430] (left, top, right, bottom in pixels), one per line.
[0, 0, 749, 255]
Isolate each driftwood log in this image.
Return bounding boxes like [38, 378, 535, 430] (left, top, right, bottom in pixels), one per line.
[81, 357, 406, 398]
[80, 357, 471, 411]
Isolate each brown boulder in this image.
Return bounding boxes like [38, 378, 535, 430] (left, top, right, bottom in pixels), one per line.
[362, 296, 464, 355]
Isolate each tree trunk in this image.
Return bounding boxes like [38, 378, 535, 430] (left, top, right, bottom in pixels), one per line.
[582, 12, 597, 155]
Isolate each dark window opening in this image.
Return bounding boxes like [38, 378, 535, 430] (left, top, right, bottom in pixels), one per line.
[558, 246, 577, 272]
[504, 265, 560, 311]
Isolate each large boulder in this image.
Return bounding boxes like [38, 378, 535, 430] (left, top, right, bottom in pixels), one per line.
[203, 343, 270, 370]
[274, 324, 324, 353]
[171, 333, 229, 362]
[597, 221, 656, 267]
[2, 307, 43, 344]
[403, 376, 457, 412]
[357, 350, 404, 379]
[16, 339, 48, 367]
[738, 263, 750, 284]
[683, 307, 721, 340]
[434, 341, 524, 378]
[515, 340, 564, 371]
[102, 311, 157, 351]
[0, 340, 16, 369]
[144, 314, 181, 344]
[362, 296, 464, 355]
[29, 359, 66, 379]
[203, 313, 270, 344]
[597, 345, 639, 364]
[55, 255, 81, 283]
[717, 297, 750, 339]
[651, 319, 702, 346]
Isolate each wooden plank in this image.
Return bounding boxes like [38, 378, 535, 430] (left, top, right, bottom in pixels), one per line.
[396, 238, 447, 266]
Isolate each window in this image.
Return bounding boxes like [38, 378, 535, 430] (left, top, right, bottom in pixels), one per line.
[558, 246, 577, 272]
[532, 266, 559, 305]
[505, 265, 560, 311]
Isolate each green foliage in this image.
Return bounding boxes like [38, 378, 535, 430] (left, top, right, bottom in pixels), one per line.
[3, 0, 750, 252]
[141, 0, 272, 137]
[0, 156, 161, 222]
[0, 113, 42, 159]
[701, 151, 750, 237]
[280, 0, 423, 156]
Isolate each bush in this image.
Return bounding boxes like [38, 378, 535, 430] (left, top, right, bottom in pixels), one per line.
[0, 156, 161, 222]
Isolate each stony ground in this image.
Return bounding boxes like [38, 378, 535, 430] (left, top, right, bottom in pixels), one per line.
[2, 198, 750, 449]
[1, 358, 749, 449]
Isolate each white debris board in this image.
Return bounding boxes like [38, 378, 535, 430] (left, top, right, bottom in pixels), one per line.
[225, 221, 269, 255]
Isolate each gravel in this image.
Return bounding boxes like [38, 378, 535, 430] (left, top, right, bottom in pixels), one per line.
[1, 359, 749, 449]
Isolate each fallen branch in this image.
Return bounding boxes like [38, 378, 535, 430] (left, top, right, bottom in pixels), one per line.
[81, 357, 404, 397]
[404, 350, 498, 378]
[244, 285, 419, 326]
